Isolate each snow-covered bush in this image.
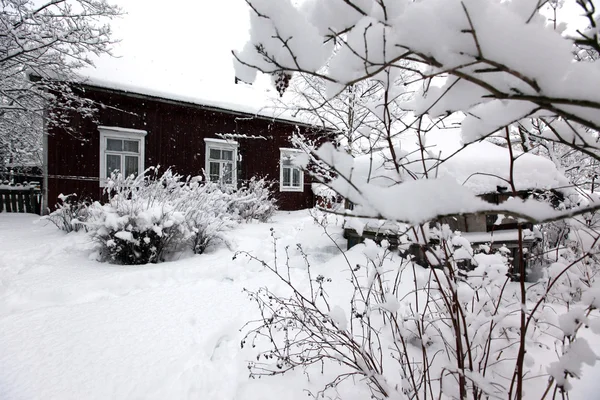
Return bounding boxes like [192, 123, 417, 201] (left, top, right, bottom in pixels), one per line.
[181, 181, 236, 254]
[43, 193, 90, 233]
[85, 170, 227, 264]
[86, 171, 189, 264]
[240, 222, 600, 400]
[83, 169, 276, 264]
[87, 199, 186, 264]
[233, 0, 600, 397]
[229, 177, 277, 223]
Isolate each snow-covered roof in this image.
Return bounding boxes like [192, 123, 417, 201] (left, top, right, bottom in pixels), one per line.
[51, 0, 311, 125]
[461, 229, 536, 244]
[77, 75, 306, 124]
[354, 125, 569, 195]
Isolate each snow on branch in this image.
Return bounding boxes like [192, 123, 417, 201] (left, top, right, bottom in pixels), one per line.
[0, 0, 120, 169]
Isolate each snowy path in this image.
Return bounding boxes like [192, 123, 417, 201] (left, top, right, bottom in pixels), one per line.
[0, 212, 345, 400]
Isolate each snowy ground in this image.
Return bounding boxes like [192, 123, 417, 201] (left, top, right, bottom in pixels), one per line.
[0, 211, 598, 399]
[0, 210, 363, 400]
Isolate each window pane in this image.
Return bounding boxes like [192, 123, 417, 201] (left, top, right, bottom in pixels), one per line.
[209, 148, 221, 160]
[124, 156, 139, 176]
[292, 168, 301, 187]
[222, 150, 233, 161]
[222, 163, 233, 184]
[106, 154, 121, 177]
[123, 140, 139, 153]
[282, 167, 291, 187]
[107, 139, 122, 151]
[209, 161, 220, 181]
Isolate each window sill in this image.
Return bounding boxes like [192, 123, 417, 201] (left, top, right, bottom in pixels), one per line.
[280, 186, 304, 193]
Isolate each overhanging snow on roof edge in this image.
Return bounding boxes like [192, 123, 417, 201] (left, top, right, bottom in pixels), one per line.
[76, 76, 308, 125]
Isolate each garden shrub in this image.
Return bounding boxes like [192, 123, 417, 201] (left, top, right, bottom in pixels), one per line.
[48, 168, 278, 264]
[85, 170, 189, 264]
[229, 177, 277, 223]
[86, 197, 187, 264]
[83, 169, 277, 264]
[43, 193, 90, 233]
[179, 178, 236, 254]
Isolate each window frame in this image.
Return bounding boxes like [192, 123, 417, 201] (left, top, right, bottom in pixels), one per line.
[204, 138, 239, 187]
[279, 148, 304, 192]
[99, 126, 147, 187]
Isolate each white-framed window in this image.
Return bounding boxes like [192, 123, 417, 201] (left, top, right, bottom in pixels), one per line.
[280, 148, 304, 192]
[204, 138, 238, 185]
[99, 126, 147, 186]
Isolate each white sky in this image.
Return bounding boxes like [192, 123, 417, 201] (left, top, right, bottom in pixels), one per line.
[83, 0, 256, 95]
[81, 0, 590, 103]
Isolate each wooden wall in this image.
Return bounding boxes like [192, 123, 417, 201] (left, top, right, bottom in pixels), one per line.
[47, 85, 325, 211]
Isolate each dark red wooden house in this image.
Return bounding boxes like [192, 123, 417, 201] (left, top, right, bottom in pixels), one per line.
[44, 80, 325, 212]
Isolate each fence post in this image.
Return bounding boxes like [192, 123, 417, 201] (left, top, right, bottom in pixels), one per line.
[10, 190, 17, 212]
[0, 185, 43, 214]
[17, 190, 24, 212]
[25, 188, 33, 213]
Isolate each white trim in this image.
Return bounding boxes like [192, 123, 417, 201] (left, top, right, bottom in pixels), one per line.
[98, 126, 146, 187]
[279, 148, 304, 192]
[42, 104, 49, 214]
[204, 137, 238, 147]
[204, 138, 239, 186]
[98, 126, 148, 136]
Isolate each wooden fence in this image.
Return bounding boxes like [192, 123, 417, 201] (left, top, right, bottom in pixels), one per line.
[0, 183, 42, 214]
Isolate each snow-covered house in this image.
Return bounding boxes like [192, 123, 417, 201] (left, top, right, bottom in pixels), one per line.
[344, 125, 570, 268]
[43, 78, 328, 212]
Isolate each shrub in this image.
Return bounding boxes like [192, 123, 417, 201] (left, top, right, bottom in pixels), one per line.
[86, 171, 189, 264]
[180, 180, 236, 254]
[240, 222, 600, 400]
[85, 168, 268, 264]
[87, 200, 187, 264]
[229, 177, 277, 222]
[43, 193, 90, 233]
[50, 168, 279, 264]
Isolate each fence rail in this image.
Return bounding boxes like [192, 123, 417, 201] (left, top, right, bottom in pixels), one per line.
[0, 183, 42, 214]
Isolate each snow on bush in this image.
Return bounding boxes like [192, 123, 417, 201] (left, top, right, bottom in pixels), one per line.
[86, 170, 189, 264]
[43, 193, 90, 233]
[69, 169, 277, 264]
[228, 177, 278, 223]
[239, 222, 600, 400]
[233, 0, 600, 397]
[183, 182, 236, 255]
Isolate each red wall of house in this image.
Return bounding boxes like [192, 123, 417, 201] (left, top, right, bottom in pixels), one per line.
[46, 85, 325, 211]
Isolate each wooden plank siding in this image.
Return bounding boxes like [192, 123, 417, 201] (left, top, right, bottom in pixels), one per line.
[47, 84, 328, 211]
